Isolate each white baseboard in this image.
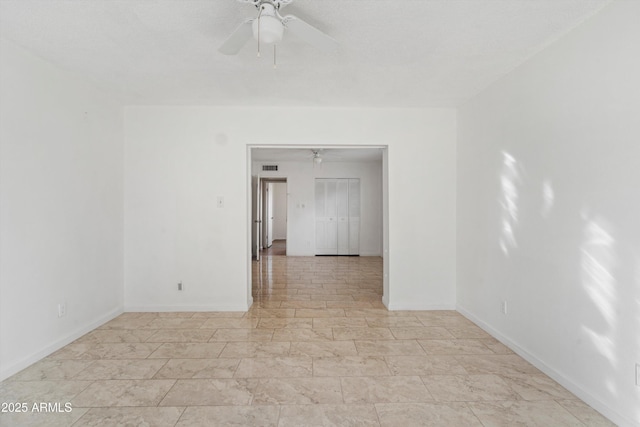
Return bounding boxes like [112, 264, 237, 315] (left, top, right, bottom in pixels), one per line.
[387, 301, 456, 311]
[283, 252, 382, 257]
[382, 294, 390, 309]
[124, 303, 250, 312]
[456, 304, 634, 427]
[283, 251, 315, 257]
[0, 306, 123, 381]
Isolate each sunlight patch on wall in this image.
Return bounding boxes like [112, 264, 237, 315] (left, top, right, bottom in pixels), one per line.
[498, 152, 521, 255]
[541, 179, 555, 218]
[581, 220, 616, 323]
[580, 216, 619, 395]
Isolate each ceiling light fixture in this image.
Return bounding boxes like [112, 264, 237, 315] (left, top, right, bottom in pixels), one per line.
[313, 150, 323, 165]
[253, 1, 282, 65]
[219, 0, 338, 67]
[253, 12, 283, 45]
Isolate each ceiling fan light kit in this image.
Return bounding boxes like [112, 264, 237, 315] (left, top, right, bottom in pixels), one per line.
[219, 0, 338, 65]
[313, 150, 323, 166]
[253, 14, 283, 45]
[253, 2, 283, 45]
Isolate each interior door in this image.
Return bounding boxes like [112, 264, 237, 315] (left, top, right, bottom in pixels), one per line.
[266, 183, 274, 248]
[252, 175, 262, 261]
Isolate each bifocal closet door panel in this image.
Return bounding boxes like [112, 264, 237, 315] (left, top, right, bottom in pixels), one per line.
[337, 179, 350, 255]
[315, 179, 338, 255]
[315, 178, 360, 256]
[348, 179, 361, 255]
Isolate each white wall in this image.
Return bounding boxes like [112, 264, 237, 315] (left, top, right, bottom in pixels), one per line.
[124, 107, 456, 311]
[456, 2, 640, 425]
[0, 40, 124, 380]
[271, 182, 287, 241]
[253, 160, 383, 257]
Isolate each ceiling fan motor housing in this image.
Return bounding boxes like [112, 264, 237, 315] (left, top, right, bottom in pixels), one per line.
[242, 0, 292, 9]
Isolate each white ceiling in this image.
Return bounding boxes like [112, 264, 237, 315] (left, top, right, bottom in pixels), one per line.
[0, 0, 610, 107]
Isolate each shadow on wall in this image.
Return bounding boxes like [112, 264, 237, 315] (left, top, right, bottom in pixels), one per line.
[486, 145, 640, 423]
[497, 152, 556, 252]
[580, 213, 620, 397]
[495, 149, 627, 412]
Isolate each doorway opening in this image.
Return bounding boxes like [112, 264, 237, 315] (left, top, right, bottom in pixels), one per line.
[260, 178, 287, 257]
[247, 145, 390, 309]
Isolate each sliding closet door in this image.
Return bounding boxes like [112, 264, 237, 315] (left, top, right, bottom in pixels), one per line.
[315, 178, 360, 256]
[315, 179, 338, 255]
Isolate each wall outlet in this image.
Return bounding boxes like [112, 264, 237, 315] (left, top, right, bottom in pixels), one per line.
[501, 300, 508, 315]
[178, 282, 183, 291]
[636, 363, 640, 387]
[57, 303, 66, 318]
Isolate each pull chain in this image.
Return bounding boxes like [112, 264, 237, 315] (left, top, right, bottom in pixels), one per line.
[257, 6, 262, 57]
[273, 44, 277, 69]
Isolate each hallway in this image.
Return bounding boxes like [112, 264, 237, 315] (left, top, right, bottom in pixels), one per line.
[259, 239, 287, 257]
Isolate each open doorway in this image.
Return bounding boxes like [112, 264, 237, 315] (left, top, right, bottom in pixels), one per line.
[251, 175, 288, 261]
[247, 145, 389, 307]
[261, 179, 287, 257]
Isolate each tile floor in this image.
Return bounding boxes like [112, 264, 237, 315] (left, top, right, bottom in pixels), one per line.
[0, 256, 615, 426]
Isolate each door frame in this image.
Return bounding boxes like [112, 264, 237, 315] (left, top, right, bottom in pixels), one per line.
[246, 145, 389, 309]
[261, 178, 286, 251]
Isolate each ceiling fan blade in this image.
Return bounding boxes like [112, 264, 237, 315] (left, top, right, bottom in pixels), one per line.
[284, 16, 338, 52]
[218, 20, 254, 55]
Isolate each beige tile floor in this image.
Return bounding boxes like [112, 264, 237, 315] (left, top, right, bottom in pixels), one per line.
[0, 256, 615, 426]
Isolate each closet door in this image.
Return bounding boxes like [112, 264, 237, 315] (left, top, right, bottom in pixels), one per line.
[315, 178, 360, 256]
[315, 179, 338, 255]
[336, 179, 350, 255]
[348, 179, 361, 255]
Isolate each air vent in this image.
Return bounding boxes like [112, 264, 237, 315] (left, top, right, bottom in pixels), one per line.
[262, 165, 278, 171]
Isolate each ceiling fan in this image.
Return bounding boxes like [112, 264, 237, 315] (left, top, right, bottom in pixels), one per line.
[311, 149, 323, 165]
[219, 0, 338, 60]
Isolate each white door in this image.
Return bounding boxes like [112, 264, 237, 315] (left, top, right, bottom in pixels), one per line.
[266, 183, 274, 248]
[252, 175, 261, 261]
[348, 179, 361, 255]
[315, 179, 338, 255]
[315, 178, 360, 255]
[272, 182, 287, 241]
[336, 179, 350, 255]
